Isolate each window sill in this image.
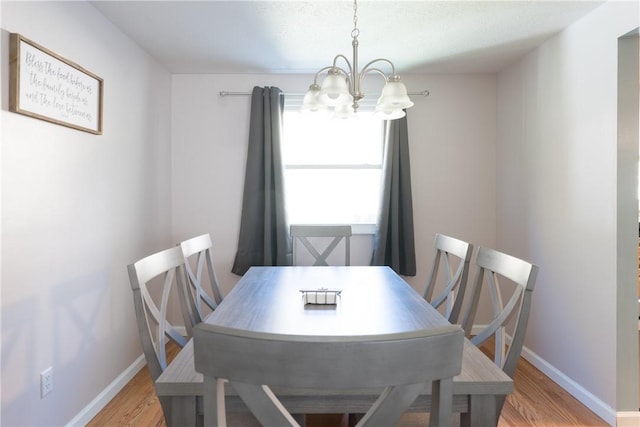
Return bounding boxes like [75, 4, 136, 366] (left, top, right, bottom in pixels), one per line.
[288, 224, 376, 235]
[351, 224, 376, 235]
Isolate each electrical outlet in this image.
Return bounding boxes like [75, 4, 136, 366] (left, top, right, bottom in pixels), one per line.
[40, 367, 53, 398]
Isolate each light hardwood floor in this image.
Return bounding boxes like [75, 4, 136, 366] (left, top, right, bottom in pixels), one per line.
[88, 342, 608, 427]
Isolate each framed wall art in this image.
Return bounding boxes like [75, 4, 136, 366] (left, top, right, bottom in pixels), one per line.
[9, 33, 103, 134]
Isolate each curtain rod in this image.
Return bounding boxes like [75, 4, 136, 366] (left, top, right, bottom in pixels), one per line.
[219, 90, 430, 97]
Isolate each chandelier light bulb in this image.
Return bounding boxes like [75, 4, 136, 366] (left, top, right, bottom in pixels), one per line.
[373, 106, 406, 120]
[301, 83, 328, 113]
[332, 94, 356, 119]
[376, 78, 414, 110]
[318, 68, 350, 106]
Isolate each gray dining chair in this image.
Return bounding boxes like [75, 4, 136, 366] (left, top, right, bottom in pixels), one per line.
[180, 233, 224, 328]
[423, 233, 474, 324]
[127, 246, 193, 426]
[193, 324, 464, 427]
[291, 225, 352, 266]
[460, 246, 538, 417]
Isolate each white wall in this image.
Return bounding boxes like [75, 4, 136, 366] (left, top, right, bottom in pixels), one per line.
[1, 2, 173, 426]
[171, 73, 497, 298]
[496, 0, 639, 422]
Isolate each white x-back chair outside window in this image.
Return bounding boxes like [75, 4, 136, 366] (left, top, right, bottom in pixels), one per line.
[194, 324, 464, 427]
[180, 233, 224, 328]
[460, 246, 538, 416]
[127, 246, 192, 426]
[291, 225, 352, 266]
[423, 233, 474, 324]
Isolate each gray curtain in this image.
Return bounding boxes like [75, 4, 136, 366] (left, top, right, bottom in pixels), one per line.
[231, 86, 292, 275]
[371, 114, 417, 276]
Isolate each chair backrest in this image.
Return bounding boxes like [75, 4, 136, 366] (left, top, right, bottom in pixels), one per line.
[291, 225, 352, 266]
[180, 233, 224, 328]
[423, 233, 474, 323]
[460, 246, 538, 414]
[194, 324, 464, 427]
[128, 246, 193, 424]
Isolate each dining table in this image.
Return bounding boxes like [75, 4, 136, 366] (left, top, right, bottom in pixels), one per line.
[155, 266, 513, 426]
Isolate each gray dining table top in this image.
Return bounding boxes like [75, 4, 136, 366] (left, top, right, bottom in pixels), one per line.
[156, 266, 513, 398]
[208, 266, 449, 335]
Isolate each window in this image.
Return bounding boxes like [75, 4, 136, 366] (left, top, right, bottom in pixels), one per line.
[282, 110, 384, 226]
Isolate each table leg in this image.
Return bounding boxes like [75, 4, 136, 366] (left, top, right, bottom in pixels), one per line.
[460, 395, 498, 427]
[171, 396, 197, 427]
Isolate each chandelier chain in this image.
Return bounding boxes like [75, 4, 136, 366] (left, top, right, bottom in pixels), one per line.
[351, 0, 359, 39]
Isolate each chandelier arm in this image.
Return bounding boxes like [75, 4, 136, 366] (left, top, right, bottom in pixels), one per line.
[312, 65, 336, 84]
[328, 65, 352, 81]
[360, 58, 397, 79]
[358, 67, 389, 86]
[327, 56, 353, 91]
[332, 54, 354, 76]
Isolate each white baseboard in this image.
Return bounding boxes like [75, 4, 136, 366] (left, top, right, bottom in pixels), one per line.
[66, 354, 146, 426]
[519, 345, 617, 426]
[468, 325, 620, 426]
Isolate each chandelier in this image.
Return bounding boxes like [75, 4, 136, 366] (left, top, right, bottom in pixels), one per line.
[302, 0, 413, 120]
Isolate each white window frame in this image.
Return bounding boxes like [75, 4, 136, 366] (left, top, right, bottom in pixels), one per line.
[281, 104, 384, 234]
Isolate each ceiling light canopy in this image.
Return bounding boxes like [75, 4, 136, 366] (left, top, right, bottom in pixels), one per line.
[302, 0, 413, 120]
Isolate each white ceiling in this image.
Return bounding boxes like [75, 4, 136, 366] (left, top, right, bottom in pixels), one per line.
[90, 0, 605, 74]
